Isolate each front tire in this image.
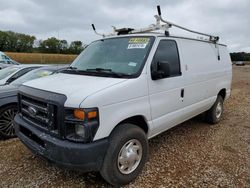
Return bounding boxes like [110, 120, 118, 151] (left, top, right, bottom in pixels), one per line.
[100, 123, 148, 186]
[0, 105, 18, 139]
[205, 95, 224, 124]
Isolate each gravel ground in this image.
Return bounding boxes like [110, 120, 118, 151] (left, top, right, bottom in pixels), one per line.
[0, 66, 250, 188]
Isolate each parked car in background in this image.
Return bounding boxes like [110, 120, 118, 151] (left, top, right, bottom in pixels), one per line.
[0, 65, 42, 86]
[0, 63, 12, 70]
[0, 52, 19, 70]
[0, 65, 67, 139]
[235, 61, 245, 66]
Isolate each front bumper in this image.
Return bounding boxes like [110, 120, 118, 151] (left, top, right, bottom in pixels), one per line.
[14, 114, 109, 172]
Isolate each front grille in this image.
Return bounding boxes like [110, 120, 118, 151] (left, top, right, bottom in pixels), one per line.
[20, 95, 57, 132]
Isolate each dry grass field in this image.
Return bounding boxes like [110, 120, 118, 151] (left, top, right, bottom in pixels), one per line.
[5, 52, 250, 66]
[5, 52, 77, 64]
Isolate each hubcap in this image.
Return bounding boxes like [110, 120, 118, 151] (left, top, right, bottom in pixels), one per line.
[117, 139, 142, 175]
[0, 108, 17, 137]
[215, 101, 223, 119]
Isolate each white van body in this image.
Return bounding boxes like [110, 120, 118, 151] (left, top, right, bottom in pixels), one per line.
[15, 33, 232, 186]
[22, 34, 232, 140]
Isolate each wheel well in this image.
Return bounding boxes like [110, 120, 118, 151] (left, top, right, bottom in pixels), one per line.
[218, 89, 226, 100]
[0, 103, 17, 110]
[117, 115, 149, 134]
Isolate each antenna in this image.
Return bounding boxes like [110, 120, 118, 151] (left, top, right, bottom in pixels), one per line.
[157, 5, 162, 16]
[91, 24, 96, 32]
[91, 24, 118, 38]
[91, 24, 104, 37]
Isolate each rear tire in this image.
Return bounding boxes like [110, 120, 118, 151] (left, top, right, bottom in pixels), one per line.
[100, 123, 148, 186]
[0, 105, 18, 139]
[205, 95, 224, 124]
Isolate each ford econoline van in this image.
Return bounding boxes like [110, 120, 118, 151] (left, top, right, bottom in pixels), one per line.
[14, 7, 232, 186]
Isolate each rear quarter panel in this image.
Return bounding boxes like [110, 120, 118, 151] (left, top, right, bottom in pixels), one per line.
[178, 39, 232, 109]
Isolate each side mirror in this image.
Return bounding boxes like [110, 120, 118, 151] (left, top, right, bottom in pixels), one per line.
[151, 61, 170, 80]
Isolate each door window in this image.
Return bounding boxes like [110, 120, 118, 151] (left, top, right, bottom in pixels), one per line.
[152, 40, 181, 78]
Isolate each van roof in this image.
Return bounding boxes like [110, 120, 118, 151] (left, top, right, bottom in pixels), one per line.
[101, 33, 227, 47]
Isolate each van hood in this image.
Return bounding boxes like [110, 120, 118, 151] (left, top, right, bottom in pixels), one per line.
[23, 73, 127, 107]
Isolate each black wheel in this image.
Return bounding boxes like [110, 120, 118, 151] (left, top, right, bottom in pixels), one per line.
[205, 95, 224, 124]
[100, 123, 148, 186]
[0, 105, 18, 139]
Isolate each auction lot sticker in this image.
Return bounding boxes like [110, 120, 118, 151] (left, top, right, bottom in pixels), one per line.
[128, 38, 150, 49]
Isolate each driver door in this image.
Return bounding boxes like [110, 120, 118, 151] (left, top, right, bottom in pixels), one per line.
[148, 39, 186, 136]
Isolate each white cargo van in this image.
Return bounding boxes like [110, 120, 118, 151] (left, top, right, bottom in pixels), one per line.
[14, 7, 232, 186]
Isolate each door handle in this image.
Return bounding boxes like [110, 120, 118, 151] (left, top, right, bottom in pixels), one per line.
[181, 89, 185, 98]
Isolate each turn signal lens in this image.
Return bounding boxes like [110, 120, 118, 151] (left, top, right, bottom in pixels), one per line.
[87, 111, 97, 119]
[74, 109, 85, 120]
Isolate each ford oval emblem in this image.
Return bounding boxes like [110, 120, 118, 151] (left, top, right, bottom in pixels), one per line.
[28, 106, 37, 117]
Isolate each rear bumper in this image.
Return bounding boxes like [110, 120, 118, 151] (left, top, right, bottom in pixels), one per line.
[14, 114, 109, 172]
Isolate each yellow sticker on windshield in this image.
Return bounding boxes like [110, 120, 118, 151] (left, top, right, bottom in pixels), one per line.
[128, 38, 150, 49]
[129, 38, 150, 44]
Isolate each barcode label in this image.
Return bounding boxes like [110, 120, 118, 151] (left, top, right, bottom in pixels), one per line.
[128, 43, 147, 49]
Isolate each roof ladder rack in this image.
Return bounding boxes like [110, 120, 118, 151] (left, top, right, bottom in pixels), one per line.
[91, 5, 220, 43]
[156, 6, 219, 42]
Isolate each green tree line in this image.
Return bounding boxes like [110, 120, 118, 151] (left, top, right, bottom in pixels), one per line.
[0, 30, 249, 60]
[0, 30, 85, 54]
[230, 52, 250, 61]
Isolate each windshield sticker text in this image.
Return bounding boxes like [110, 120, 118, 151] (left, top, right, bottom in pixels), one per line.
[128, 43, 148, 49]
[129, 38, 150, 44]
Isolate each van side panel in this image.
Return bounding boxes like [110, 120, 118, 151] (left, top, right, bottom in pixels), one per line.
[149, 38, 232, 139]
[179, 39, 217, 105]
[179, 39, 232, 109]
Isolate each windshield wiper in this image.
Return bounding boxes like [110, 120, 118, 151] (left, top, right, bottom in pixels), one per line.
[63, 66, 80, 73]
[86, 68, 129, 78]
[67, 66, 78, 70]
[86, 68, 112, 72]
[63, 67, 130, 78]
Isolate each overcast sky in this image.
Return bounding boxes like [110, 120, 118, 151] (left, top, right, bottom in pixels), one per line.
[0, 0, 249, 52]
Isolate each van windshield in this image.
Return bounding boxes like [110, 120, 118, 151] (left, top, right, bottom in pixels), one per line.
[67, 36, 154, 78]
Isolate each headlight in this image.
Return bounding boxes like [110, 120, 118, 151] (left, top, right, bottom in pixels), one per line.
[75, 124, 86, 138]
[65, 108, 99, 143]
